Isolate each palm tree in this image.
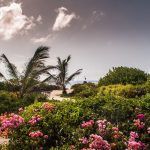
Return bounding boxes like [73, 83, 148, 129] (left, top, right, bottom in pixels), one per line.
[0, 46, 55, 98]
[55, 55, 82, 95]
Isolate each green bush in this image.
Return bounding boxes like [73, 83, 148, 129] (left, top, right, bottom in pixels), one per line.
[71, 82, 97, 98]
[98, 66, 148, 86]
[0, 91, 48, 115]
[97, 84, 147, 98]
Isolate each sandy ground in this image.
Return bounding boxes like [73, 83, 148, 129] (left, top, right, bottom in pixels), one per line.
[0, 137, 9, 145]
[43, 89, 73, 101]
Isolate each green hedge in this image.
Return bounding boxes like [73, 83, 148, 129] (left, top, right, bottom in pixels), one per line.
[97, 84, 148, 98]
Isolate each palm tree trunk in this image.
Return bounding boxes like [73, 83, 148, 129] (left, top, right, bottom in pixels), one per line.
[62, 85, 67, 95]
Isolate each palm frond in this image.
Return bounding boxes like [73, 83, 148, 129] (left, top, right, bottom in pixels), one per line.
[1, 54, 19, 81]
[31, 65, 56, 79]
[0, 72, 7, 81]
[24, 46, 50, 80]
[66, 55, 71, 63]
[66, 69, 82, 83]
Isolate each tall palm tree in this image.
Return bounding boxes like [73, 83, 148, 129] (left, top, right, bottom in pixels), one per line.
[0, 46, 55, 98]
[55, 55, 82, 95]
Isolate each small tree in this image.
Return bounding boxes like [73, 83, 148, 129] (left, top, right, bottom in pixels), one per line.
[55, 55, 82, 95]
[98, 66, 148, 86]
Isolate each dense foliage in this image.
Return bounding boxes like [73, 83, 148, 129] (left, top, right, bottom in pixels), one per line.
[71, 82, 97, 98]
[98, 67, 148, 86]
[0, 91, 48, 115]
[97, 84, 148, 98]
[0, 94, 150, 149]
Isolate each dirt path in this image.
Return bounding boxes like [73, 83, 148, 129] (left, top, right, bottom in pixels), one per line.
[43, 89, 73, 101]
[0, 137, 9, 145]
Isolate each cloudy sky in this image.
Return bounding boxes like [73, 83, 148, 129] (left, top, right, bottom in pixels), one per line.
[0, 0, 150, 81]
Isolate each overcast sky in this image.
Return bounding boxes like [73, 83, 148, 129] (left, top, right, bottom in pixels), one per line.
[0, 0, 150, 81]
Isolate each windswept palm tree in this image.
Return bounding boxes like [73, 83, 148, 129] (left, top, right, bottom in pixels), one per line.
[55, 55, 82, 95]
[0, 46, 55, 98]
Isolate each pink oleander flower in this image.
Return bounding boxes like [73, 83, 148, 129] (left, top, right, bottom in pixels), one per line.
[130, 131, 139, 139]
[127, 131, 144, 150]
[81, 120, 94, 128]
[43, 135, 48, 139]
[136, 114, 145, 121]
[28, 115, 42, 125]
[89, 134, 111, 150]
[128, 141, 142, 150]
[96, 119, 108, 136]
[133, 119, 145, 129]
[39, 147, 43, 150]
[0, 113, 24, 130]
[42, 102, 55, 111]
[79, 137, 89, 144]
[112, 127, 119, 131]
[147, 127, 150, 134]
[81, 148, 95, 150]
[29, 131, 44, 138]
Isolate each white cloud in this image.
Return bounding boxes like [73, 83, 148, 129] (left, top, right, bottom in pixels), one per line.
[36, 15, 42, 24]
[0, 2, 36, 40]
[52, 7, 77, 31]
[31, 34, 51, 43]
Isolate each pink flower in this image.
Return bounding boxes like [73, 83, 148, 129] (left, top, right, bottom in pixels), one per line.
[81, 120, 94, 128]
[89, 134, 111, 150]
[96, 119, 108, 136]
[133, 119, 145, 129]
[147, 127, 150, 134]
[28, 115, 42, 125]
[112, 127, 119, 131]
[42, 102, 55, 111]
[128, 141, 141, 149]
[43, 135, 48, 139]
[29, 131, 44, 138]
[0, 113, 24, 130]
[79, 137, 89, 144]
[136, 114, 145, 121]
[39, 147, 43, 150]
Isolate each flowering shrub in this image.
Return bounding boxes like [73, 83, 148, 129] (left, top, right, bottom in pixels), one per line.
[0, 113, 24, 130]
[0, 97, 150, 150]
[81, 120, 94, 128]
[77, 116, 150, 150]
[28, 115, 42, 125]
[42, 102, 55, 111]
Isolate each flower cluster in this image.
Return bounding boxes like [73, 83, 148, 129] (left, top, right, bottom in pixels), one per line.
[0, 113, 24, 130]
[79, 137, 89, 144]
[29, 131, 48, 139]
[28, 115, 42, 125]
[136, 114, 145, 121]
[147, 127, 150, 134]
[81, 120, 94, 128]
[96, 119, 108, 136]
[42, 102, 55, 111]
[89, 134, 111, 150]
[133, 114, 146, 129]
[128, 132, 142, 150]
[133, 119, 145, 129]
